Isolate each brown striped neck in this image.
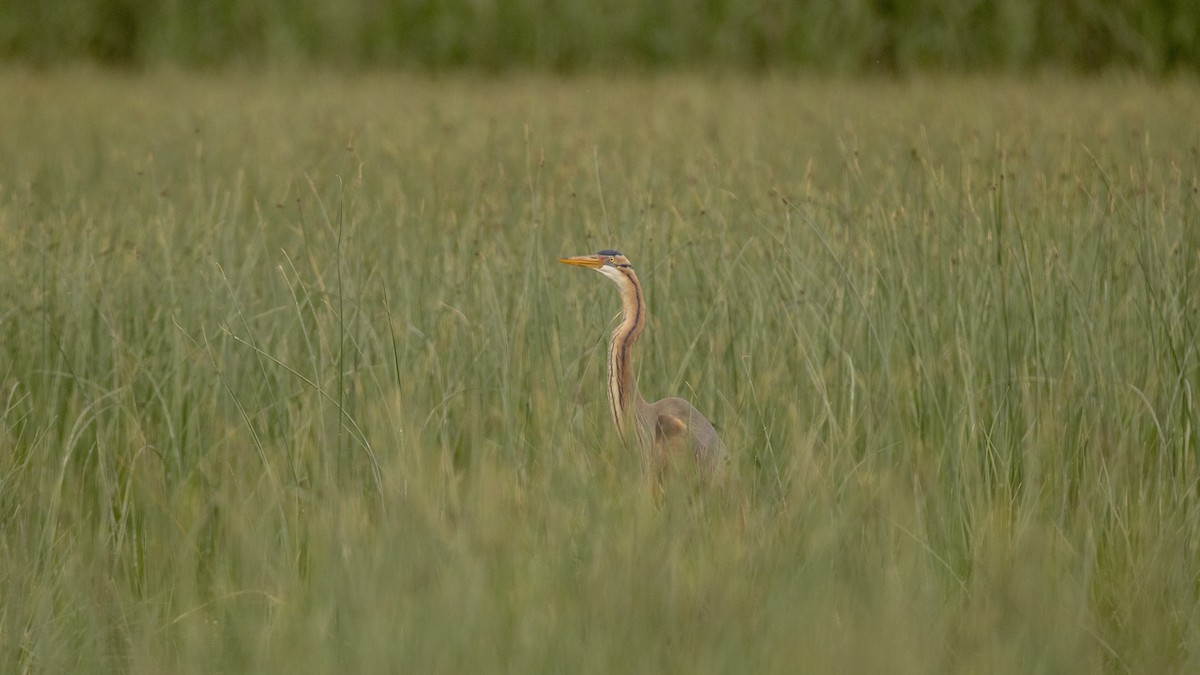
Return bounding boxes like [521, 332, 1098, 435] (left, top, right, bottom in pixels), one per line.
[605, 266, 645, 439]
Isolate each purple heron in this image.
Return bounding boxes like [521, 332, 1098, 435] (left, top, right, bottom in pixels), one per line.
[559, 250, 726, 484]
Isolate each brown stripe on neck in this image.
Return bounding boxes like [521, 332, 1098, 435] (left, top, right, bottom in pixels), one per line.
[606, 266, 644, 436]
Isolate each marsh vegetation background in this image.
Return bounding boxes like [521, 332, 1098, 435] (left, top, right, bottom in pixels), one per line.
[4, 0, 1200, 73]
[2, 3, 1199, 674]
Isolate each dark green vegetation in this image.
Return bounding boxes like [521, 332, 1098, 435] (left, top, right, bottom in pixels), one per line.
[2, 0, 1199, 73]
[1, 71, 1199, 672]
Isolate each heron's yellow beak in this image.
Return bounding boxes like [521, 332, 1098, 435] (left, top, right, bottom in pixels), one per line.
[558, 254, 603, 269]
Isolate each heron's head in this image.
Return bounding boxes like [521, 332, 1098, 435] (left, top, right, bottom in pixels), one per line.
[558, 249, 634, 286]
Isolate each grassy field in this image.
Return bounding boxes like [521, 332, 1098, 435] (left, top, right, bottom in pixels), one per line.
[1, 69, 1198, 673]
[5, 0, 1199, 73]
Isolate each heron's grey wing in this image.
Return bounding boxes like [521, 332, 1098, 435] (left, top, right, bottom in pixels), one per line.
[651, 396, 726, 475]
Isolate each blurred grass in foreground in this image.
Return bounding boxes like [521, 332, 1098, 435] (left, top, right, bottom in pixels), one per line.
[0, 70, 1198, 673]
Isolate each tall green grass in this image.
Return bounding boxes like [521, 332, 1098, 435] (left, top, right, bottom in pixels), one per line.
[1, 70, 1198, 673]
[2, 0, 1198, 73]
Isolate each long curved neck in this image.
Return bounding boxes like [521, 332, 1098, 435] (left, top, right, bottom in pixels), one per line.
[606, 267, 646, 438]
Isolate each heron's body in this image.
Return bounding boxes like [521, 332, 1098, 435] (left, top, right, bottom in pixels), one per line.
[560, 250, 725, 484]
